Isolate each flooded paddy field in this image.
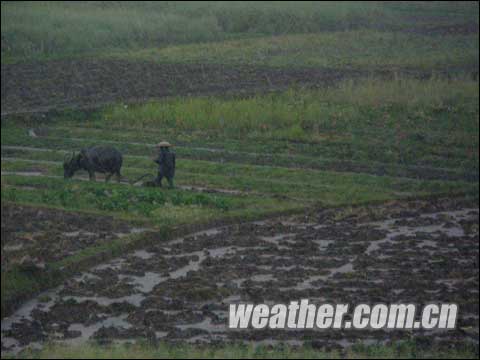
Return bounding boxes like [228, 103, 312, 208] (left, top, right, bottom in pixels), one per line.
[2, 198, 478, 354]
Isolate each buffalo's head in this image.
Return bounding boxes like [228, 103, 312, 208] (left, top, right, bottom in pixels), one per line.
[63, 152, 81, 179]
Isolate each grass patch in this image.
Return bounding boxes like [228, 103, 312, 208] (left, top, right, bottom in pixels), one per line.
[9, 340, 479, 359]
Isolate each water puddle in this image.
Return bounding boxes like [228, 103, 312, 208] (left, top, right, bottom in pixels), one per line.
[64, 315, 132, 346]
[177, 317, 225, 333]
[132, 250, 155, 260]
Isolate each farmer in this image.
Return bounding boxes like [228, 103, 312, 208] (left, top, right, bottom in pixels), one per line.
[154, 141, 176, 188]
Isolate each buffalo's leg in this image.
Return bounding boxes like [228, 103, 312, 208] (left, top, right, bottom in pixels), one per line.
[89, 171, 96, 181]
[105, 173, 113, 182]
[115, 171, 122, 183]
[167, 177, 175, 189]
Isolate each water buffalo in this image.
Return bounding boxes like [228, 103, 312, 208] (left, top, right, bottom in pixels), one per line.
[63, 146, 123, 182]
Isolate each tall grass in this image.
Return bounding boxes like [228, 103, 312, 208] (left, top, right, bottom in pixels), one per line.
[1, 2, 222, 60]
[2, 1, 478, 62]
[101, 77, 479, 139]
[136, 30, 479, 69]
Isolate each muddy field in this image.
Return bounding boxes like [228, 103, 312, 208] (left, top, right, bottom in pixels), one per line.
[2, 60, 478, 116]
[2, 198, 478, 354]
[0, 61, 356, 115]
[1, 204, 149, 266]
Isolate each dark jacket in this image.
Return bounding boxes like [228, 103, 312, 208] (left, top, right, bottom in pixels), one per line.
[155, 150, 176, 178]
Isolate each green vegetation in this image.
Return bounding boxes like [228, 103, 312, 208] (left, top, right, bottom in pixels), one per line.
[1, 174, 296, 224]
[4, 77, 476, 176]
[2, 2, 478, 63]
[2, 177, 230, 217]
[2, 78, 478, 227]
[11, 341, 480, 359]
[99, 77, 478, 147]
[128, 30, 479, 69]
[3, 155, 476, 211]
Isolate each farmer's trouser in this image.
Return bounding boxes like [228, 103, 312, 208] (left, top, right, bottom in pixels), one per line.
[155, 172, 174, 188]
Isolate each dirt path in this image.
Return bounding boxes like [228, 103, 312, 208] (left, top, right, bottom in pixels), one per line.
[2, 60, 478, 116]
[2, 198, 478, 354]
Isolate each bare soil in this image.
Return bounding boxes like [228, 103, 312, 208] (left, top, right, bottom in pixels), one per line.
[2, 60, 478, 116]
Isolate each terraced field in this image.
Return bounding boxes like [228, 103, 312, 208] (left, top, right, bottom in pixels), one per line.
[2, 77, 479, 357]
[1, 1, 479, 358]
[1, 105, 478, 355]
